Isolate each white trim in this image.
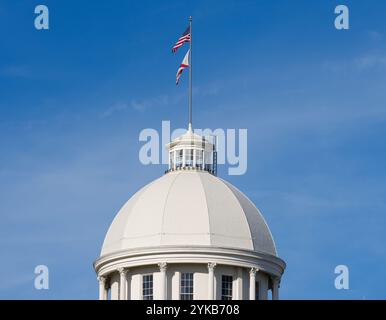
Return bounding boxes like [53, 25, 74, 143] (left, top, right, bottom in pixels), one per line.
[95, 246, 285, 280]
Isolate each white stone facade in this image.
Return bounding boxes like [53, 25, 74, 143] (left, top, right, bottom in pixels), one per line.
[97, 263, 279, 300]
[94, 245, 284, 300]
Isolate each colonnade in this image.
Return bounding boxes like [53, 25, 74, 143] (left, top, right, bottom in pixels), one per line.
[98, 262, 280, 300]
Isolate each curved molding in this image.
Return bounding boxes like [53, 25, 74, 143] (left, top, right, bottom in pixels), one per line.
[94, 245, 286, 278]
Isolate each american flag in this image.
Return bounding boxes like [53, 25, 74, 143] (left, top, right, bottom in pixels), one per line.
[172, 26, 191, 53]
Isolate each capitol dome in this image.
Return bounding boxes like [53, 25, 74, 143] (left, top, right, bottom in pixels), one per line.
[101, 170, 277, 257]
[94, 128, 285, 301]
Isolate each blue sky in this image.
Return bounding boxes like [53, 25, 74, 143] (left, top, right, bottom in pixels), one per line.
[1, 0, 386, 299]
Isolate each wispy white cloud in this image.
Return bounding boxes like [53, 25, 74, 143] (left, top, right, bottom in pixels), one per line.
[366, 30, 383, 42]
[252, 187, 386, 216]
[100, 93, 184, 117]
[100, 82, 223, 118]
[322, 51, 386, 73]
[354, 54, 386, 70]
[0, 273, 34, 291]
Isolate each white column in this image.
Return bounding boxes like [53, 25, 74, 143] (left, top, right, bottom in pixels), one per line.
[158, 262, 167, 300]
[235, 267, 243, 300]
[202, 151, 205, 170]
[272, 277, 280, 300]
[118, 268, 128, 300]
[182, 149, 186, 167]
[98, 276, 108, 300]
[110, 274, 120, 300]
[172, 271, 181, 300]
[249, 268, 258, 300]
[207, 262, 216, 300]
[173, 151, 177, 170]
[193, 149, 197, 168]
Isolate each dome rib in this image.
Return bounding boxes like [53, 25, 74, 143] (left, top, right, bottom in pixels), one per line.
[197, 172, 254, 251]
[101, 181, 155, 255]
[197, 172, 214, 246]
[160, 171, 181, 243]
[217, 177, 254, 249]
[221, 180, 278, 256]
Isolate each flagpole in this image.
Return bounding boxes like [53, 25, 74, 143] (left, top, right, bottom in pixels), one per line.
[188, 16, 192, 131]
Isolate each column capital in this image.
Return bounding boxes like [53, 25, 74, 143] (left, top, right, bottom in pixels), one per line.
[207, 262, 216, 300]
[158, 262, 167, 300]
[208, 262, 217, 271]
[118, 267, 128, 275]
[98, 275, 108, 300]
[249, 267, 259, 276]
[271, 276, 280, 286]
[158, 262, 167, 272]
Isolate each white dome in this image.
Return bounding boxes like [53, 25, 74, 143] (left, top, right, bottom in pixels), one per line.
[101, 170, 277, 257]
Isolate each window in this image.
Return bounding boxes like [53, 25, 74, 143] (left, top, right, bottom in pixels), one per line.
[203, 151, 213, 172]
[142, 274, 153, 300]
[185, 149, 193, 166]
[195, 150, 203, 168]
[255, 281, 260, 300]
[180, 273, 194, 300]
[176, 150, 183, 168]
[221, 275, 233, 300]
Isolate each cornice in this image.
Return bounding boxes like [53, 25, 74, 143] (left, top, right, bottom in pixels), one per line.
[94, 245, 286, 278]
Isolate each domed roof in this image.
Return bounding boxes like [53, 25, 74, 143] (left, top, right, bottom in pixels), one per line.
[101, 171, 277, 257]
[166, 128, 214, 150]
